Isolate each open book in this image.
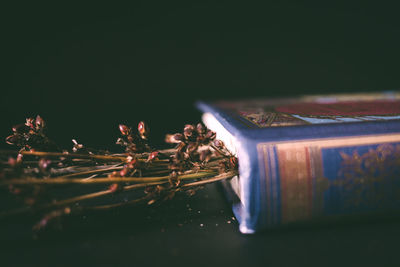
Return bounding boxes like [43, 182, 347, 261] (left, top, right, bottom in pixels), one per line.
[197, 92, 400, 233]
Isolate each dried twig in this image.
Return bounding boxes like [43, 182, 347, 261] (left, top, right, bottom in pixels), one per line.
[0, 116, 239, 231]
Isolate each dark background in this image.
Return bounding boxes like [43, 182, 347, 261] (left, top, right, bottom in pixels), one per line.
[2, 1, 400, 266]
[3, 1, 400, 148]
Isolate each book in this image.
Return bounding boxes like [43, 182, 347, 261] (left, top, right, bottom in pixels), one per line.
[197, 92, 400, 233]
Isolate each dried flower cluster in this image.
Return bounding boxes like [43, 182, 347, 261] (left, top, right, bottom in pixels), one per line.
[166, 123, 216, 172]
[165, 123, 237, 175]
[116, 122, 151, 154]
[0, 116, 238, 232]
[5, 115, 57, 152]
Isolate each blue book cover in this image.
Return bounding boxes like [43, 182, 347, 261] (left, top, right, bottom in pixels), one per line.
[197, 92, 400, 233]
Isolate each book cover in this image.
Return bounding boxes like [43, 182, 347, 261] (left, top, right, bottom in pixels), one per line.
[197, 92, 400, 233]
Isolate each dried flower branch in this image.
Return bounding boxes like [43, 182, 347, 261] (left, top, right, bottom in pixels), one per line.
[5, 115, 58, 152]
[0, 116, 238, 233]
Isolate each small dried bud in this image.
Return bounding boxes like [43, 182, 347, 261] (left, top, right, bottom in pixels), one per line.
[16, 153, 23, 163]
[116, 138, 127, 146]
[25, 118, 35, 129]
[64, 207, 71, 214]
[213, 139, 224, 148]
[138, 121, 149, 139]
[205, 130, 216, 141]
[119, 168, 128, 177]
[35, 115, 45, 130]
[196, 123, 206, 134]
[147, 199, 156, 205]
[165, 133, 184, 144]
[39, 158, 51, 173]
[147, 151, 159, 161]
[109, 183, 119, 193]
[72, 139, 83, 152]
[119, 124, 130, 136]
[186, 142, 198, 154]
[183, 124, 195, 138]
[12, 124, 30, 134]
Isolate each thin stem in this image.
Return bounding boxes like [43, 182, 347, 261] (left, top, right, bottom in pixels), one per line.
[182, 171, 237, 187]
[0, 181, 166, 218]
[141, 169, 171, 176]
[62, 165, 123, 177]
[45, 182, 162, 208]
[0, 170, 238, 218]
[1, 170, 219, 185]
[20, 151, 127, 161]
[13, 150, 170, 163]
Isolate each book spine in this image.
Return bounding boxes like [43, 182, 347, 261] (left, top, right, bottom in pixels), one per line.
[256, 133, 400, 227]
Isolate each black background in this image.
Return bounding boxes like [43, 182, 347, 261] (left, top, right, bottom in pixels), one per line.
[3, 1, 400, 148]
[2, 1, 400, 266]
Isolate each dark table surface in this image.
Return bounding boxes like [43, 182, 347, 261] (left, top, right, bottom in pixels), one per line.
[2, 1, 400, 266]
[1, 182, 400, 267]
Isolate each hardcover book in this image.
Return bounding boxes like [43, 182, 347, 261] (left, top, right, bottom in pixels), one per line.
[197, 92, 400, 233]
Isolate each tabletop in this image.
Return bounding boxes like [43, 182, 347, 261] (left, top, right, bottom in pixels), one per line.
[1, 182, 400, 267]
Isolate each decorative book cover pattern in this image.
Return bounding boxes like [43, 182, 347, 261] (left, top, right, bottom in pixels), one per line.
[257, 134, 400, 225]
[215, 93, 400, 128]
[198, 91, 400, 232]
